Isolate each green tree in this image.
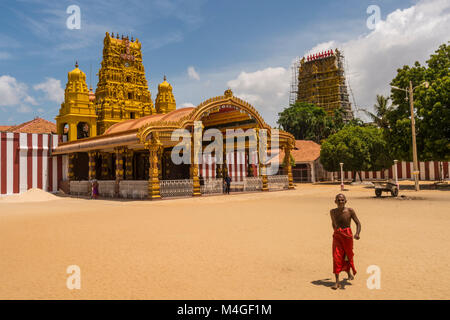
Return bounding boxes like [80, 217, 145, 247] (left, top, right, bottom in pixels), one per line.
[363, 95, 392, 129]
[320, 126, 393, 181]
[277, 102, 335, 143]
[277, 102, 331, 143]
[388, 42, 450, 161]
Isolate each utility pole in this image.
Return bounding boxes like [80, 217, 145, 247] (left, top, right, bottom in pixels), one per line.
[392, 81, 428, 192]
[409, 81, 420, 191]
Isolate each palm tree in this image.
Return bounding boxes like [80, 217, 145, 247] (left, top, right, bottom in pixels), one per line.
[363, 95, 391, 129]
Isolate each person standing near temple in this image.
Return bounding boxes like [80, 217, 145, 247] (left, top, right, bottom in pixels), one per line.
[91, 180, 99, 199]
[224, 175, 231, 194]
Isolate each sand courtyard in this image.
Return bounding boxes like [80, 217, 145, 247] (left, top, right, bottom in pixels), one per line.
[0, 183, 449, 300]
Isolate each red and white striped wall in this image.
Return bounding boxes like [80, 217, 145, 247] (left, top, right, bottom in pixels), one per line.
[0, 132, 65, 195]
[199, 151, 256, 182]
[226, 151, 248, 182]
[342, 161, 450, 181]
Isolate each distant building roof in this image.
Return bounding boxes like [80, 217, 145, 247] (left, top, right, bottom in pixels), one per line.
[1, 117, 57, 134]
[0, 126, 11, 132]
[291, 140, 321, 162]
[269, 140, 321, 166]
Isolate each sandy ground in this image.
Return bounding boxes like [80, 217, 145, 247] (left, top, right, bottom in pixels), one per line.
[0, 183, 449, 300]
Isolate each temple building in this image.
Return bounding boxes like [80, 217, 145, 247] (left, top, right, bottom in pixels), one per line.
[294, 49, 353, 120]
[53, 32, 296, 200]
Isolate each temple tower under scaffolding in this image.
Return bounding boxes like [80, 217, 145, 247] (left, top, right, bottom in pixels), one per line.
[294, 49, 353, 120]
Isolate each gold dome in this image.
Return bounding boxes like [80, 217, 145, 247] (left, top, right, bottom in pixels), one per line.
[158, 75, 172, 91]
[155, 76, 176, 114]
[68, 61, 86, 82]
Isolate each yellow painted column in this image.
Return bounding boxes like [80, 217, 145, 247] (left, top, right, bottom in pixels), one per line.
[257, 128, 269, 192]
[90, 121, 97, 138]
[284, 145, 294, 189]
[69, 122, 77, 141]
[88, 151, 97, 180]
[125, 150, 134, 180]
[101, 153, 110, 180]
[115, 148, 124, 181]
[68, 153, 75, 181]
[191, 125, 202, 197]
[115, 148, 124, 197]
[147, 142, 161, 200]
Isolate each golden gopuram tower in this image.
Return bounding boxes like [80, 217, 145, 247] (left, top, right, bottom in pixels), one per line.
[56, 62, 97, 142]
[95, 32, 155, 134]
[295, 48, 353, 120]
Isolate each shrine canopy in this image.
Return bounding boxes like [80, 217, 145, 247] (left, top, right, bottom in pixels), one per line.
[52, 89, 295, 155]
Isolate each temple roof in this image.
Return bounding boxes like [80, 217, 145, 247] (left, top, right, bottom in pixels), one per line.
[53, 90, 296, 155]
[104, 107, 194, 135]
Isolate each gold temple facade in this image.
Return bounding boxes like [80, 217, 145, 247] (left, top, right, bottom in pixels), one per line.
[296, 49, 353, 120]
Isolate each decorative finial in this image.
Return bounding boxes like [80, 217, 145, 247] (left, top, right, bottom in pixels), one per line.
[224, 88, 233, 98]
[164, 75, 167, 81]
[75, 61, 79, 68]
[131, 36, 134, 42]
[116, 33, 119, 39]
[111, 32, 114, 38]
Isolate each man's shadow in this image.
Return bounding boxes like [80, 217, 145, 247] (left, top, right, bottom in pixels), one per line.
[311, 278, 352, 290]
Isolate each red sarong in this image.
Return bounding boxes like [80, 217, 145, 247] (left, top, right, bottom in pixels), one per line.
[332, 227, 357, 275]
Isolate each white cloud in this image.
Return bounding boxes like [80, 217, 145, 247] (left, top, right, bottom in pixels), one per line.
[0, 75, 37, 112]
[226, 67, 290, 124]
[303, 0, 450, 117]
[0, 52, 12, 60]
[33, 78, 64, 103]
[181, 102, 196, 108]
[18, 105, 32, 113]
[188, 66, 200, 80]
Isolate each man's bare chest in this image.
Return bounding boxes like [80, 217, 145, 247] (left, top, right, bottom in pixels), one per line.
[333, 210, 351, 224]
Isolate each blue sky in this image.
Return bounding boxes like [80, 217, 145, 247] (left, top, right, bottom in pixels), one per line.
[0, 0, 448, 126]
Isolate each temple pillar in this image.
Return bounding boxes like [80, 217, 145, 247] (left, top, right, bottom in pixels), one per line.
[125, 149, 134, 180]
[88, 151, 97, 180]
[115, 148, 124, 196]
[190, 124, 202, 197]
[101, 153, 109, 180]
[260, 164, 269, 191]
[257, 128, 268, 191]
[158, 149, 163, 180]
[284, 145, 294, 189]
[68, 153, 75, 181]
[69, 123, 77, 142]
[147, 142, 161, 200]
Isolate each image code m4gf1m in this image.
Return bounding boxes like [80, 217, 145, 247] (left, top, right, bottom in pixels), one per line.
[221, 304, 271, 316]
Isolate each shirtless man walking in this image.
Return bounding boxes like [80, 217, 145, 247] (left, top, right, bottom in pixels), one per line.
[330, 194, 361, 290]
